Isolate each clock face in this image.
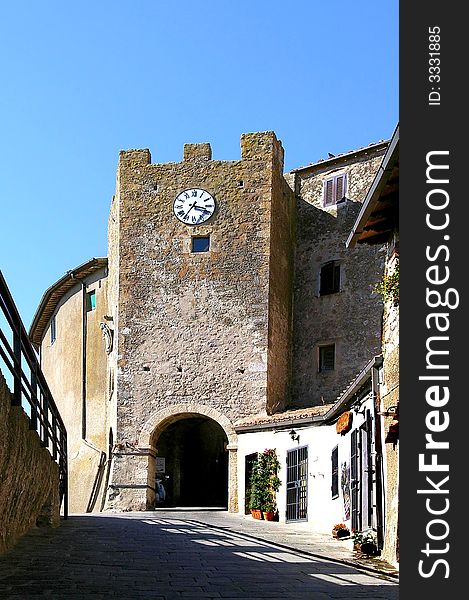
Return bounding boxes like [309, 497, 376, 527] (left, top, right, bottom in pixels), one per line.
[173, 188, 216, 225]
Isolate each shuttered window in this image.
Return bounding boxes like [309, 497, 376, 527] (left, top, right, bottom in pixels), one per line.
[323, 173, 347, 206]
[331, 445, 339, 499]
[319, 344, 335, 372]
[320, 261, 341, 295]
[86, 290, 96, 312]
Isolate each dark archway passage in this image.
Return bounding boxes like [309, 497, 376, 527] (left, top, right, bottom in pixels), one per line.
[154, 416, 228, 508]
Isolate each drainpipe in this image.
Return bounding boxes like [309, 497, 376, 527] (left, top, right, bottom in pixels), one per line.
[81, 280, 87, 440]
[372, 359, 385, 550]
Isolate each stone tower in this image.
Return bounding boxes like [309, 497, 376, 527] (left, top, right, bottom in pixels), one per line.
[106, 132, 295, 511]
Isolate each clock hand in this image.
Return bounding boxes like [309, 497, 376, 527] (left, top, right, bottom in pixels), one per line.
[193, 204, 212, 213]
[183, 201, 197, 218]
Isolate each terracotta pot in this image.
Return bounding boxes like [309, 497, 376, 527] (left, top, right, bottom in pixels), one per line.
[263, 511, 275, 521]
[250, 509, 263, 520]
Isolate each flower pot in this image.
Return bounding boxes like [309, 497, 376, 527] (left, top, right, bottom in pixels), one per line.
[336, 528, 350, 539]
[250, 509, 263, 520]
[263, 511, 275, 521]
[360, 542, 378, 555]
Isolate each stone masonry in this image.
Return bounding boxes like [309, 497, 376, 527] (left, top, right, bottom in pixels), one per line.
[106, 132, 295, 511]
[30, 132, 390, 515]
[0, 371, 60, 553]
[287, 145, 387, 407]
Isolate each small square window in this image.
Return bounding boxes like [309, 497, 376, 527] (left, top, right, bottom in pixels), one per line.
[319, 344, 335, 372]
[86, 290, 96, 311]
[192, 236, 210, 253]
[323, 173, 347, 207]
[50, 316, 56, 344]
[320, 261, 341, 295]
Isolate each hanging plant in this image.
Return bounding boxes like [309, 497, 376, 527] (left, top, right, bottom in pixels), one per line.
[374, 262, 399, 304]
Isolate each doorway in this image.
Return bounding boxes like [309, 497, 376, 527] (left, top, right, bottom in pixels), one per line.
[350, 410, 374, 532]
[154, 416, 228, 507]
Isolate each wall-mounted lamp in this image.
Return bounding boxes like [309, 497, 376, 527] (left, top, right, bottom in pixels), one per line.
[353, 404, 367, 416]
[289, 429, 300, 443]
[377, 405, 398, 417]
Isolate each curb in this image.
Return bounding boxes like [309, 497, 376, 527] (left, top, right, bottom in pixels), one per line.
[188, 519, 399, 583]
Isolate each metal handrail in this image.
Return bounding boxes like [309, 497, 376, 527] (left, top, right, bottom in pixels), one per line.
[0, 270, 68, 518]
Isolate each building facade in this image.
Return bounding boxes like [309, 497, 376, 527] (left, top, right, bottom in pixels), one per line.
[347, 125, 399, 566]
[30, 132, 390, 542]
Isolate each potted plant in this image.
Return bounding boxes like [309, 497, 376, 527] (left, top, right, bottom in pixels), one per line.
[259, 449, 281, 520]
[352, 529, 379, 555]
[262, 501, 277, 521]
[332, 523, 350, 539]
[248, 458, 264, 519]
[248, 449, 281, 520]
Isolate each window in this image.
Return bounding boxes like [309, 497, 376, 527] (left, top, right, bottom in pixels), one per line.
[323, 173, 347, 207]
[50, 316, 56, 344]
[191, 235, 210, 253]
[86, 290, 96, 311]
[331, 446, 339, 499]
[319, 344, 335, 372]
[320, 261, 341, 295]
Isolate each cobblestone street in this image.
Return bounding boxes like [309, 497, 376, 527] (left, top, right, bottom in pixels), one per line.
[0, 511, 398, 599]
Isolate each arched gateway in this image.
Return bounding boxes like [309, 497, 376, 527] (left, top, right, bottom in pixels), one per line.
[139, 404, 238, 512]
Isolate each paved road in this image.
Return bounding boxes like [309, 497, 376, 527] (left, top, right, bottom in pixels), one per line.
[0, 512, 398, 599]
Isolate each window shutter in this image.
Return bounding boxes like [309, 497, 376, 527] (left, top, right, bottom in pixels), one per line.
[331, 446, 339, 498]
[324, 173, 347, 206]
[324, 179, 334, 206]
[320, 262, 333, 295]
[333, 263, 341, 292]
[335, 174, 345, 202]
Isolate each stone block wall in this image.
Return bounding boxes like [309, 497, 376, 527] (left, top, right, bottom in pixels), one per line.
[380, 241, 400, 567]
[106, 132, 294, 510]
[289, 147, 387, 407]
[0, 370, 60, 554]
[111, 132, 293, 442]
[266, 141, 296, 414]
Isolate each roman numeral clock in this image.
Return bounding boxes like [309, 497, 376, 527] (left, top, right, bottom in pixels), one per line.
[173, 188, 216, 225]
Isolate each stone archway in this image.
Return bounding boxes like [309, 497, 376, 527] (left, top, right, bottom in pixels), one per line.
[139, 403, 238, 512]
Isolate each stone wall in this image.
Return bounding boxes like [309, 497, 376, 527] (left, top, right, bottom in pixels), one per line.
[289, 148, 387, 407]
[0, 370, 60, 554]
[106, 132, 294, 509]
[380, 243, 400, 567]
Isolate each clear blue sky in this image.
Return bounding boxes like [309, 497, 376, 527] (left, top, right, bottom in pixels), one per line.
[0, 0, 398, 329]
